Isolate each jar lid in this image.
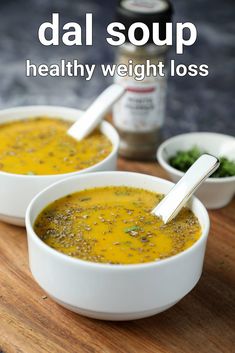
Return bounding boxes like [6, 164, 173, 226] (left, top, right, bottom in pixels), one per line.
[116, 0, 173, 43]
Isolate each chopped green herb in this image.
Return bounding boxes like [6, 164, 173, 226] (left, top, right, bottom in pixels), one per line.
[169, 146, 202, 173]
[212, 157, 235, 178]
[169, 146, 235, 178]
[124, 225, 141, 233]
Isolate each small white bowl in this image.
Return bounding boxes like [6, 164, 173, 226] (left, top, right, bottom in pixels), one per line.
[0, 106, 119, 226]
[157, 132, 235, 209]
[26, 171, 209, 321]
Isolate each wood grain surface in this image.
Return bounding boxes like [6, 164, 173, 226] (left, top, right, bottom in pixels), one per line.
[0, 159, 234, 353]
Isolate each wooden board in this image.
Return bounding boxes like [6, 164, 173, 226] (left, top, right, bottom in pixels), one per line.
[0, 159, 234, 353]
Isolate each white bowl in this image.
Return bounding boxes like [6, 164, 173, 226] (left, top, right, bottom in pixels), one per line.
[26, 171, 210, 321]
[0, 106, 119, 226]
[157, 132, 235, 209]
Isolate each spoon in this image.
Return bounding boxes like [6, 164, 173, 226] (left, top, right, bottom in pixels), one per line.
[152, 154, 220, 223]
[67, 84, 125, 140]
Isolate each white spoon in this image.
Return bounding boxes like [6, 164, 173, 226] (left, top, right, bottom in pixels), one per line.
[152, 154, 220, 223]
[67, 84, 125, 140]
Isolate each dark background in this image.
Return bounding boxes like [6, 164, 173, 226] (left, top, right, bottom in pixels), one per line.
[0, 0, 234, 138]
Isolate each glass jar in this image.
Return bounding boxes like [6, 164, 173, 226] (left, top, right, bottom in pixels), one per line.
[113, 43, 168, 160]
[113, 0, 173, 160]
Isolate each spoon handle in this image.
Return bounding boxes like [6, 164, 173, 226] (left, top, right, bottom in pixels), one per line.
[152, 154, 220, 223]
[68, 84, 125, 140]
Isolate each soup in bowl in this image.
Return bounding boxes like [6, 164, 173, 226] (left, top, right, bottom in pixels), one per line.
[0, 106, 119, 226]
[26, 171, 210, 320]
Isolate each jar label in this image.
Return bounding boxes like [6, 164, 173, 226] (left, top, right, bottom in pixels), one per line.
[113, 75, 167, 132]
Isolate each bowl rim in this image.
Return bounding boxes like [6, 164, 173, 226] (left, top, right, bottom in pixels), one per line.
[0, 105, 119, 179]
[26, 171, 210, 271]
[157, 132, 235, 183]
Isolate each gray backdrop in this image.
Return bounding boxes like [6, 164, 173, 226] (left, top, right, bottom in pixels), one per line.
[0, 0, 234, 138]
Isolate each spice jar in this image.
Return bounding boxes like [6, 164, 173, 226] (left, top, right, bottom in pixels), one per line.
[113, 0, 173, 160]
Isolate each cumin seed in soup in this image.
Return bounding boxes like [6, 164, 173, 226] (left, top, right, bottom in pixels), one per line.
[34, 186, 201, 265]
[0, 117, 112, 175]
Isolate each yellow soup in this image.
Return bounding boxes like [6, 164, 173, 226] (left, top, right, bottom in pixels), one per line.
[0, 117, 112, 175]
[34, 186, 201, 265]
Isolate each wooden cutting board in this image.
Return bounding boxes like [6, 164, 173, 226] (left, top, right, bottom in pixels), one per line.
[0, 159, 234, 353]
